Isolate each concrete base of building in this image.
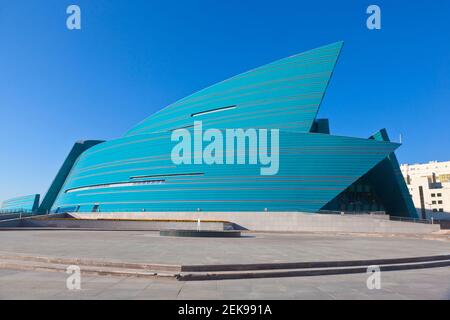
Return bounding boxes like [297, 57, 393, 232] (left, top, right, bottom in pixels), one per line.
[70, 211, 441, 234]
[16, 216, 231, 231]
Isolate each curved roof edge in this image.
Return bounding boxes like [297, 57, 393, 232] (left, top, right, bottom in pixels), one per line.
[125, 41, 344, 137]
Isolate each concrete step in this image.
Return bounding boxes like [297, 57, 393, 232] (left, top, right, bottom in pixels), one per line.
[0, 258, 178, 279]
[181, 254, 450, 272]
[178, 260, 450, 281]
[1, 252, 449, 281]
[0, 252, 181, 272]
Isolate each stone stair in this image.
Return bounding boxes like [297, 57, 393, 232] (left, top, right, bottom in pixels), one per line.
[0, 252, 449, 281]
[0, 253, 180, 279]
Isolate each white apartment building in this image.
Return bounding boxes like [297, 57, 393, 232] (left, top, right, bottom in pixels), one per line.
[400, 161, 450, 220]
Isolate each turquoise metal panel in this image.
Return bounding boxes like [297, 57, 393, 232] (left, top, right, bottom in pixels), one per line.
[48, 42, 413, 217]
[1, 194, 40, 213]
[125, 42, 343, 136]
[51, 130, 399, 213]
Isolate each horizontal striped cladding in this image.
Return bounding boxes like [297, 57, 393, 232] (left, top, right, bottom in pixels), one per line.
[51, 130, 398, 213]
[125, 42, 343, 136]
[1, 194, 40, 212]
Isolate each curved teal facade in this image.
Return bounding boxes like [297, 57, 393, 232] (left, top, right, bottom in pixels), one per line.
[126, 42, 342, 135]
[47, 42, 417, 218]
[1, 194, 40, 213]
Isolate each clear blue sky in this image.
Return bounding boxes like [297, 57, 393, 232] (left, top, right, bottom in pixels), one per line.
[0, 0, 449, 201]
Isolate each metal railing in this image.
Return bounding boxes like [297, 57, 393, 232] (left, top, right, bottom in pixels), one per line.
[389, 216, 432, 224]
[0, 209, 34, 215]
[0, 209, 37, 222]
[318, 210, 387, 216]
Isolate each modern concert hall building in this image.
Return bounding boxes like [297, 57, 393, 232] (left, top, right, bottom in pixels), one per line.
[1, 42, 418, 218]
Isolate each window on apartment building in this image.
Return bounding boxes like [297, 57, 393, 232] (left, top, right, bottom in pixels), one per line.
[439, 209, 444, 212]
[431, 194, 436, 197]
[437, 193, 442, 197]
[432, 209, 438, 212]
[438, 200, 443, 204]
[432, 201, 436, 204]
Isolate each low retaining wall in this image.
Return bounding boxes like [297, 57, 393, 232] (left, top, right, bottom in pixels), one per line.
[70, 212, 440, 234]
[0, 218, 22, 228]
[15, 217, 230, 231]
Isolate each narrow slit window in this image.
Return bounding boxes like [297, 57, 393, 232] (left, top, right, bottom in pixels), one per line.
[65, 180, 165, 193]
[190, 105, 236, 117]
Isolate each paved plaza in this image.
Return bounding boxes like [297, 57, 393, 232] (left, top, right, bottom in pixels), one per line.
[0, 267, 449, 300]
[0, 230, 448, 265]
[0, 230, 448, 299]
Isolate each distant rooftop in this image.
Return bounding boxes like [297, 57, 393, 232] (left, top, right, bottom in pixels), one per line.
[401, 160, 450, 167]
